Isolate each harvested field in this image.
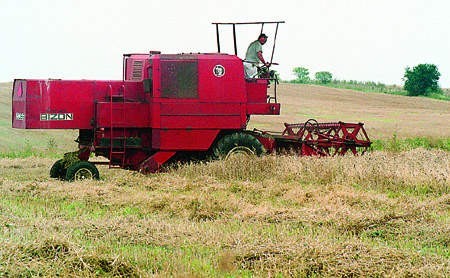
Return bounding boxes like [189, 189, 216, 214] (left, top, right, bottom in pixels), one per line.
[249, 84, 450, 139]
[0, 150, 449, 276]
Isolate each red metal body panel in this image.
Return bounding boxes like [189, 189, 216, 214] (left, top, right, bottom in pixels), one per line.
[197, 54, 246, 102]
[96, 102, 151, 128]
[12, 79, 145, 129]
[247, 103, 280, 115]
[12, 79, 95, 129]
[152, 129, 220, 150]
[246, 79, 281, 115]
[12, 80, 27, 129]
[158, 103, 243, 129]
[139, 151, 177, 174]
[246, 79, 268, 103]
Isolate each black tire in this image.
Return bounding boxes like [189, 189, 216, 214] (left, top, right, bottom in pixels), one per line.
[65, 161, 100, 181]
[212, 133, 265, 159]
[50, 159, 66, 179]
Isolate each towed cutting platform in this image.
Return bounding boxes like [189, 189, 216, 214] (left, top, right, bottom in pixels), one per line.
[252, 119, 371, 156]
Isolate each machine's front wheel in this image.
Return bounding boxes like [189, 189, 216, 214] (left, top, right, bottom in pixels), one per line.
[212, 133, 265, 159]
[50, 159, 66, 179]
[65, 161, 100, 181]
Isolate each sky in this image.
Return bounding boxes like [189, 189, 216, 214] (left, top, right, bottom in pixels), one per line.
[1, 0, 450, 87]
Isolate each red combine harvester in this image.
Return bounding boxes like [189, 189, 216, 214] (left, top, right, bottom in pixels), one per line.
[12, 22, 371, 181]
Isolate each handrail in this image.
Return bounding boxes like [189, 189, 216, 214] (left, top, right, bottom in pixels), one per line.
[108, 84, 113, 166]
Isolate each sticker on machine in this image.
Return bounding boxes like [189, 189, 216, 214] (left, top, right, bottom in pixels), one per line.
[40, 113, 74, 121]
[213, 65, 225, 77]
[15, 112, 25, 120]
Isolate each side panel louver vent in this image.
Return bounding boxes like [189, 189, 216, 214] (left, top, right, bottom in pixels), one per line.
[131, 60, 143, 80]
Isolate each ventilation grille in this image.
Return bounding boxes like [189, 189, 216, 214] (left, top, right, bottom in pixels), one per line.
[131, 60, 143, 80]
[161, 60, 198, 98]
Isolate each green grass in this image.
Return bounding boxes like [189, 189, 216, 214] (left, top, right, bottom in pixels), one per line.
[286, 80, 450, 101]
[0, 138, 52, 158]
[0, 129, 77, 158]
[370, 135, 450, 152]
[426, 91, 450, 101]
[1, 135, 447, 159]
[0, 82, 78, 156]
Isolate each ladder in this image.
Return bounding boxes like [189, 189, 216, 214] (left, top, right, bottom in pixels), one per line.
[108, 84, 127, 168]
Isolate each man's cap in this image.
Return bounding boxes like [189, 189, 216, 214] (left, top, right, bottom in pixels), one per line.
[258, 33, 268, 39]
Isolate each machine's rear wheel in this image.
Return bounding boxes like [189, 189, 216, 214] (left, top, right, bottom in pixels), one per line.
[50, 159, 66, 179]
[213, 133, 265, 159]
[65, 161, 99, 181]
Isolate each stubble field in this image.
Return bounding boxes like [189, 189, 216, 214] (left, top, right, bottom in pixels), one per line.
[0, 82, 449, 276]
[249, 84, 450, 139]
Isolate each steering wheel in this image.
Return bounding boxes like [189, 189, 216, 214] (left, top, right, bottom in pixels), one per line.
[256, 62, 279, 80]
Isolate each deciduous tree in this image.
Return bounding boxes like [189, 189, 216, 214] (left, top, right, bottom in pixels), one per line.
[293, 67, 310, 83]
[403, 64, 440, 96]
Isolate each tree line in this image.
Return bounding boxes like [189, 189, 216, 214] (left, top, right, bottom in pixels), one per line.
[290, 63, 443, 97]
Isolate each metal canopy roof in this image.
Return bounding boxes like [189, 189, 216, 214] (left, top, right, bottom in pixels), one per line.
[212, 21, 285, 64]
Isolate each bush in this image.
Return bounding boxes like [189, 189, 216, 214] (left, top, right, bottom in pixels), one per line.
[315, 71, 333, 84]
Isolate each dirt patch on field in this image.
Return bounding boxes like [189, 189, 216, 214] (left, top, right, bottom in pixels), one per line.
[249, 84, 450, 139]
